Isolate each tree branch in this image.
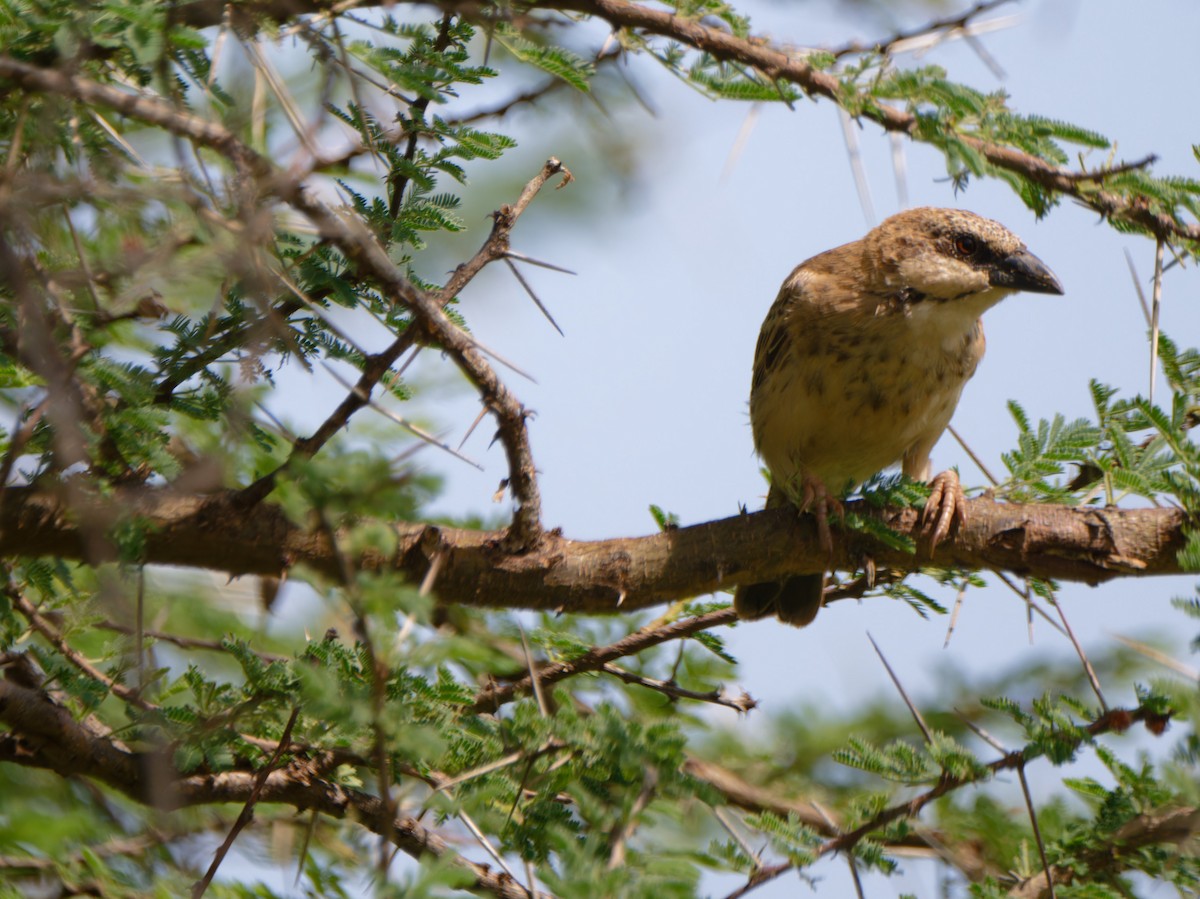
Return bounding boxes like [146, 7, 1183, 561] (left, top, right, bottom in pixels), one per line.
[1007, 807, 1200, 899]
[724, 705, 1173, 898]
[74, 0, 1195, 247]
[830, 0, 1015, 58]
[529, 0, 1200, 247]
[0, 487, 1188, 616]
[683, 757, 996, 881]
[472, 607, 738, 713]
[0, 53, 546, 551]
[0, 678, 540, 899]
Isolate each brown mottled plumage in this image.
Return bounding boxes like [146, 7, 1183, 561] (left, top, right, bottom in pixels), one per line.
[735, 208, 1063, 627]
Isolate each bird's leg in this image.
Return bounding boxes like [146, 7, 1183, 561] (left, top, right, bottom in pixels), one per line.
[796, 472, 843, 558]
[921, 469, 967, 552]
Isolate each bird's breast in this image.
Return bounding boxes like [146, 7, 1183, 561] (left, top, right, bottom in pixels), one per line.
[751, 297, 986, 492]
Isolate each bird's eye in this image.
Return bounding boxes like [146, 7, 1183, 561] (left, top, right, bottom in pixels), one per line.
[954, 234, 980, 256]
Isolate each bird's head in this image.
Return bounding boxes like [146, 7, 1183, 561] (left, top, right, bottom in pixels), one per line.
[865, 207, 1063, 304]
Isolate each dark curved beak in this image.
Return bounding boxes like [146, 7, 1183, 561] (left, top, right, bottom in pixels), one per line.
[991, 249, 1064, 295]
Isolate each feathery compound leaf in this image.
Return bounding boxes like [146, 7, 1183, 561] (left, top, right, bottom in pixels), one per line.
[690, 630, 738, 665]
[1176, 529, 1200, 572]
[1008, 399, 1032, 434]
[1023, 114, 1110, 148]
[928, 732, 990, 780]
[742, 811, 819, 866]
[842, 511, 916, 553]
[1171, 592, 1200, 619]
[883, 582, 948, 619]
[649, 504, 680, 531]
[687, 67, 800, 102]
[494, 29, 594, 91]
[1161, 175, 1200, 195]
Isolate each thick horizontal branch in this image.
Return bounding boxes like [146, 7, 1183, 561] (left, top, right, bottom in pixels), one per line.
[0, 487, 1187, 615]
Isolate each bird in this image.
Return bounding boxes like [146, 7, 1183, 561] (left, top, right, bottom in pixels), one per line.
[734, 207, 1063, 627]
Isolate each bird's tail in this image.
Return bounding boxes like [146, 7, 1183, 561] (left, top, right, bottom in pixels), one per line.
[732, 483, 826, 627]
[733, 574, 825, 627]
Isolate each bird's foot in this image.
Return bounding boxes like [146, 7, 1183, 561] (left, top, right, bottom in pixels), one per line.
[921, 469, 967, 553]
[796, 473, 844, 558]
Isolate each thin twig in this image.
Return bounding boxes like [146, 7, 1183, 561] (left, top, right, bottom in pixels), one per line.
[867, 633, 932, 743]
[721, 704, 1167, 898]
[458, 405, 490, 451]
[525, 859, 541, 899]
[419, 550, 446, 597]
[600, 662, 757, 712]
[1123, 248, 1152, 327]
[713, 806, 763, 870]
[445, 43, 624, 128]
[441, 157, 573, 303]
[60, 205, 100, 311]
[963, 30, 1006, 79]
[7, 579, 155, 711]
[1058, 154, 1157, 183]
[504, 257, 565, 336]
[831, 0, 1015, 58]
[943, 578, 969, 648]
[242, 39, 321, 160]
[388, 12, 456, 218]
[472, 608, 737, 713]
[993, 571, 1067, 639]
[240, 332, 416, 502]
[321, 361, 483, 469]
[460, 809, 523, 883]
[503, 250, 577, 275]
[810, 801, 866, 899]
[1109, 633, 1199, 681]
[519, 623, 551, 718]
[427, 743, 565, 799]
[191, 706, 301, 897]
[135, 567, 145, 691]
[607, 768, 657, 870]
[847, 855, 867, 899]
[1052, 598, 1109, 713]
[96, 619, 289, 663]
[954, 709, 1008, 753]
[1017, 763, 1058, 899]
[720, 104, 761, 184]
[948, 424, 1000, 486]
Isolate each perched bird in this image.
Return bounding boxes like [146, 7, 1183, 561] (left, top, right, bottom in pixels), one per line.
[734, 207, 1063, 627]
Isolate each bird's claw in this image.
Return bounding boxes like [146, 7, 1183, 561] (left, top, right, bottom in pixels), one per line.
[798, 474, 843, 559]
[921, 469, 967, 553]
